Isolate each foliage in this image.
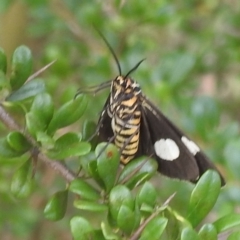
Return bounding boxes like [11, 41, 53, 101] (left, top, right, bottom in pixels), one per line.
[0, 1, 240, 239]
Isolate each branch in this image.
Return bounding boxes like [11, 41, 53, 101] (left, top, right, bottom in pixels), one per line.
[130, 193, 176, 240]
[0, 104, 76, 182]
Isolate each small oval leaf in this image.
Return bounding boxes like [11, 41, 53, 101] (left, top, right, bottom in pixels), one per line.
[47, 141, 91, 159]
[0, 137, 23, 158]
[117, 205, 136, 234]
[44, 190, 68, 221]
[7, 131, 31, 153]
[36, 132, 55, 149]
[26, 111, 46, 137]
[11, 159, 33, 198]
[109, 185, 134, 221]
[47, 94, 88, 135]
[10, 45, 33, 90]
[82, 120, 97, 141]
[82, 120, 98, 148]
[70, 216, 93, 240]
[139, 216, 168, 240]
[30, 92, 54, 129]
[198, 224, 217, 240]
[55, 132, 81, 146]
[96, 143, 120, 192]
[213, 213, 240, 233]
[227, 231, 240, 240]
[119, 156, 158, 189]
[0, 70, 8, 90]
[74, 200, 108, 212]
[137, 181, 157, 208]
[69, 179, 99, 201]
[101, 221, 121, 240]
[6, 78, 45, 102]
[181, 227, 200, 240]
[187, 170, 221, 227]
[87, 159, 105, 188]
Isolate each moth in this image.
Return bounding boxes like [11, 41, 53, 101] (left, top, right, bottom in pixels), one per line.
[77, 33, 225, 186]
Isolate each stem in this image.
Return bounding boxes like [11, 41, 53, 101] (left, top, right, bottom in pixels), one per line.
[0, 104, 76, 182]
[129, 193, 176, 240]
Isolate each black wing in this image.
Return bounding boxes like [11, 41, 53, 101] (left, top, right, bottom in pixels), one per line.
[138, 97, 225, 186]
[97, 95, 114, 142]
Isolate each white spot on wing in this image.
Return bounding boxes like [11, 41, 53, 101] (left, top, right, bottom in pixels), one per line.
[181, 136, 200, 155]
[154, 138, 180, 161]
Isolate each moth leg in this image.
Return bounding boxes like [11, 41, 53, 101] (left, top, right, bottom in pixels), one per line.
[87, 103, 111, 141]
[87, 116, 105, 141]
[75, 80, 112, 97]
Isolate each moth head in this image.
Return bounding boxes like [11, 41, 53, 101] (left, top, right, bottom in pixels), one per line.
[112, 76, 140, 94]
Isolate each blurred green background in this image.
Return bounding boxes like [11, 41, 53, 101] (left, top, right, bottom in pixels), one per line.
[0, 0, 240, 239]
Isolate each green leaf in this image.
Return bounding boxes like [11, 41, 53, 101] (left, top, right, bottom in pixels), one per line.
[47, 94, 88, 135]
[0, 137, 23, 158]
[6, 78, 45, 102]
[44, 189, 68, 221]
[82, 120, 98, 149]
[30, 92, 54, 129]
[69, 178, 99, 201]
[0, 47, 7, 74]
[198, 224, 217, 240]
[47, 134, 91, 159]
[79, 152, 96, 173]
[227, 231, 240, 240]
[109, 185, 134, 221]
[140, 203, 154, 213]
[95, 143, 120, 192]
[213, 213, 240, 233]
[137, 181, 157, 208]
[101, 221, 121, 240]
[187, 170, 221, 227]
[36, 132, 55, 149]
[55, 132, 81, 146]
[82, 120, 97, 141]
[74, 200, 108, 212]
[10, 159, 34, 198]
[87, 159, 105, 188]
[118, 156, 158, 189]
[117, 205, 136, 234]
[139, 216, 168, 240]
[70, 216, 93, 240]
[133, 203, 142, 232]
[0, 70, 8, 90]
[7, 131, 31, 153]
[48, 132, 84, 156]
[181, 227, 200, 240]
[26, 111, 46, 137]
[10, 45, 33, 90]
[88, 230, 106, 240]
[47, 141, 91, 159]
[169, 208, 192, 228]
[164, 209, 181, 240]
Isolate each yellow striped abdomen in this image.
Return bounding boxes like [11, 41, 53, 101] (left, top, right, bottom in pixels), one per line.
[110, 95, 141, 164]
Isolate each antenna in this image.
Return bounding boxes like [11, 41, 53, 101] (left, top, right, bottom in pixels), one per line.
[95, 28, 122, 76]
[125, 59, 145, 78]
